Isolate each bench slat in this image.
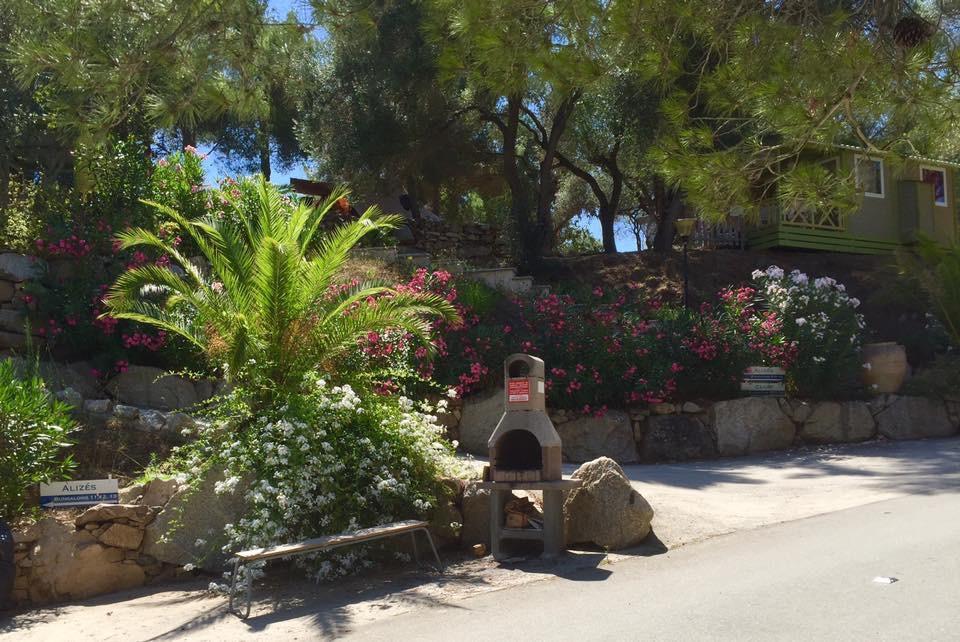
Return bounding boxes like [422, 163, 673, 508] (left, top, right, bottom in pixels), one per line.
[236, 520, 429, 562]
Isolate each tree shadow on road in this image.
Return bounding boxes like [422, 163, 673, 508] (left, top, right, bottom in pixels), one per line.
[614, 437, 960, 494]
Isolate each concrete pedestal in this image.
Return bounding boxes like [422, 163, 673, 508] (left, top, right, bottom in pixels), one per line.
[479, 480, 582, 560]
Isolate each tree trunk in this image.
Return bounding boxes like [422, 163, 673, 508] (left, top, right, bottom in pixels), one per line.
[599, 206, 617, 253]
[180, 126, 197, 150]
[502, 95, 535, 270]
[257, 119, 271, 181]
[534, 92, 580, 258]
[652, 178, 681, 253]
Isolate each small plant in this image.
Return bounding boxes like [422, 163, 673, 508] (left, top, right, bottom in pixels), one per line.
[0, 360, 76, 518]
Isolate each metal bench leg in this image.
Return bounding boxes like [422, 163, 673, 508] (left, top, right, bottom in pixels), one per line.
[417, 528, 444, 574]
[410, 531, 420, 565]
[229, 558, 252, 619]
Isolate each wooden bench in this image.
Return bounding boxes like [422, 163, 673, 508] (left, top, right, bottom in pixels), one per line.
[228, 520, 443, 619]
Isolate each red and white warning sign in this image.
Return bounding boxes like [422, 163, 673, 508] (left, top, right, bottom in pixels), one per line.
[507, 378, 530, 403]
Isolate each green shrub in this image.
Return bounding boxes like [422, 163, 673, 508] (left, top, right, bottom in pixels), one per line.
[899, 237, 960, 348]
[157, 375, 463, 582]
[0, 360, 76, 518]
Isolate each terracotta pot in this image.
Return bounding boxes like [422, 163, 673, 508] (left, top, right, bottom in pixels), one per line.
[862, 342, 908, 394]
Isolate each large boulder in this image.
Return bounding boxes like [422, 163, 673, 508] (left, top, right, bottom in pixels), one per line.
[564, 457, 654, 550]
[557, 410, 638, 463]
[18, 517, 145, 603]
[106, 365, 198, 410]
[801, 401, 876, 444]
[75, 503, 156, 528]
[875, 396, 956, 440]
[429, 479, 464, 549]
[458, 389, 503, 455]
[641, 415, 717, 462]
[0, 253, 44, 282]
[459, 481, 492, 547]
[142, 468, 249, 572]
[712, 397, 796, 456]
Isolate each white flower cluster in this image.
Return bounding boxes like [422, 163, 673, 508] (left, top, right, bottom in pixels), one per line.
[753, 266, 866, 386]
[188, 375, 463, 592]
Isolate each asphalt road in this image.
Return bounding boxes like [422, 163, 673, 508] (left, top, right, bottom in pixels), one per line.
[346, 492, 960, 641]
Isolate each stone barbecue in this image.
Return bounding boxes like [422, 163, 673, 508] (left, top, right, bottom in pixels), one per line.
[487, 353, 562, 482]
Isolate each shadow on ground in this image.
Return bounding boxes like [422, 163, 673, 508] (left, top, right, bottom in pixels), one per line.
[609, 437, 960, 495]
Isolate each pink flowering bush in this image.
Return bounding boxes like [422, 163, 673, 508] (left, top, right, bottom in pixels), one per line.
[422, 267, 863, 409]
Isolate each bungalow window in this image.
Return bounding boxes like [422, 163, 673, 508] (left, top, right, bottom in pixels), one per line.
[921, 166, 948, 207]
[855, 155, 885, 198]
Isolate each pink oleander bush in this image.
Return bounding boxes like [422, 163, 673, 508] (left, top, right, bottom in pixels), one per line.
[361, 265, 864, 410]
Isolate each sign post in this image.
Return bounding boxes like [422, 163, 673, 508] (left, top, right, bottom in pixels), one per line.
[39, 479, 120, 508]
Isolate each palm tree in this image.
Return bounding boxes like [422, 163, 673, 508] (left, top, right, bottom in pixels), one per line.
[104, 178, 458, 404]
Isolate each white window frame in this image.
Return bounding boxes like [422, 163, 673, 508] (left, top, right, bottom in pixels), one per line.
[920, 165, 949, 208]
[855, 155, 885, 199]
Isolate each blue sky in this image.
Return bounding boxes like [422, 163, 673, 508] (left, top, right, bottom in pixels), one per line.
[201, 0, 638, 251]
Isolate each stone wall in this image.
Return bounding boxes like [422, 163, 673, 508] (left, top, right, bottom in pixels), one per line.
[410, 221, 510, 266]
[10, 469, 250, 608]
[12, 482, 179, 606]
[459, 394, 960, 464]
[0, 252, 45, 351]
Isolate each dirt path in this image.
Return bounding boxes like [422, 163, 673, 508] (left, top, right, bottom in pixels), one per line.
[4, 438, 958, 641]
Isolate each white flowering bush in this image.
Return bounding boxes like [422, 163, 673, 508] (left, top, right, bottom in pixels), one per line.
[163, 372, 464, 587]
[752, 266, 865, 397]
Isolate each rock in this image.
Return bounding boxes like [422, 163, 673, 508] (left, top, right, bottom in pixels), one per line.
[8, 359, 101, 398]
[164, 412, 195, 434]
[114, 404, 140, 420]
[118, 483, 145, 504]
[140, 478, 180, 508]
[0, 331, 27, 349]
[13, 522, 43, 545]
[557, 410, 638, 463]
[641, 415, 717, 462]
[779, 398, 815, 424]
[20, 518, 145, 603]
[801, 401, 875, 444]
[142, 468, 249, 571]
[458, 389, 503, 455]
[875, 396, 956, 440]
[712, 397, 796, 456]
[651, 403, 675, 415]
[0, 279, 14, 302]
[76, 503, 156, 528]
[194, 378, 215, 401]
[429, 497, 463, 548]
[54, 387, 83, 409]
[681, 401, 703, 414]
[106, 365, 198, 411]
[0, 253, 44, 282]
[459, 481, 491, 547]
[97, 523, 144, 550]
[83, 398, 112, 414]
[564, 457, 654, 550]
[0, 309, 26, 334]
[137, 409, 167, 433]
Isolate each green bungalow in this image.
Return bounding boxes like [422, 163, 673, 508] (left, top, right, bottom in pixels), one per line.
[746, 145, 960, 254]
